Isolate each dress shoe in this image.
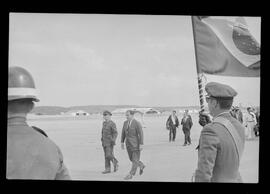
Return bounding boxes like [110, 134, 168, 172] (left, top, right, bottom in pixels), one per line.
[102, 170, 111, 174]
[113, 162, 119, 172]
[139, 165, 145, 175]
[124, 174, 133, 180]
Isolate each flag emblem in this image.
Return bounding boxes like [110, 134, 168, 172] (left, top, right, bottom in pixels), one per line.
[192, 16, 260, 77]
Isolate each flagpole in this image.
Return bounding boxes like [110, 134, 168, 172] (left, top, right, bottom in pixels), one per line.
[191, 16, 206, 113]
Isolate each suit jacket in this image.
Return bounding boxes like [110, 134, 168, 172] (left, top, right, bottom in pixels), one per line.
[166, 115, 179, 129]
[101, 120, 118, 147]
[181, 115, 193, 130]
[195, 112, 245, 182]
[7, 116, 71, 180]
[121, 119, 143, 151]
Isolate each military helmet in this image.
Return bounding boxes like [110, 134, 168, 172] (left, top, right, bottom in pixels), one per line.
[8, 66, 39, 102]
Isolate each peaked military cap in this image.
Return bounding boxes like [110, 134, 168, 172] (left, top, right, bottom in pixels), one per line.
[103, 110, 112, 116]
[205, 82, 237, 99]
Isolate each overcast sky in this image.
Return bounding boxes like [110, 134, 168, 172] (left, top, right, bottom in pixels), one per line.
[9, 13, 261, 107]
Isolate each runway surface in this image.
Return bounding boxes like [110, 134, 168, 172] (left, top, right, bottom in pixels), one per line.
[28, 113, 259, 182]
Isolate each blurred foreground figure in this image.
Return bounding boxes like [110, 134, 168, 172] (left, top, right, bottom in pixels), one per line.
[121, 110, 145, 180]
[194, 82, 245, 182]
[101, 110, 119, 174]
[7, 66, 71, 180]
[198, 110, 212, 127]
[254, 108, 260, 137]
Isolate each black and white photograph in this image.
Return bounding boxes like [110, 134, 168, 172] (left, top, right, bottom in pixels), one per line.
[7, 13, 260, 183]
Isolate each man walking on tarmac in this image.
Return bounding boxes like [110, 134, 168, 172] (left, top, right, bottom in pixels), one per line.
[7, 66, 71, 180]
[121, 110, 145, 180]
[181, 109, 193, 146]
[194, 82, 245, 182]
[166, 110, 179, 142]
[101, 110, 119, 174]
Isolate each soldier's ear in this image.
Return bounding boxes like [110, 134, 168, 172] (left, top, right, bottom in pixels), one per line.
[212, 98, 218, 108]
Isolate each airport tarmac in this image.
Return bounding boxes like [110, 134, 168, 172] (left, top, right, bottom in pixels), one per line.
[28, 113, 259, 182]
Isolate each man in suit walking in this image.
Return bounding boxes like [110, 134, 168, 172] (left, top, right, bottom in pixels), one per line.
[166, 110, 179, 142]
[194, 82, 245, 182]
[101, 110, 119, 174]
[181, 109, 193, 146]
[121, 110, 145, 180]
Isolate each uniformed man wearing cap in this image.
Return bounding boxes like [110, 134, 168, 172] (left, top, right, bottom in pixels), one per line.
[121, 110, 145, 180]
[194, 82, 245, 182]
[7, 66, 71, 180]
[101, 110, 119, 174]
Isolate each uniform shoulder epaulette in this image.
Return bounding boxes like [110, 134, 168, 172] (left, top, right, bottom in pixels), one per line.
[32, 126, 48, 137]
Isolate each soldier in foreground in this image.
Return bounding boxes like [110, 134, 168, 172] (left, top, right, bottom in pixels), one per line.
[101, 110, 119, 174]
[121, 110, 145, 180]
[7, 66, 71, 180]
[194, 82, 245, 182]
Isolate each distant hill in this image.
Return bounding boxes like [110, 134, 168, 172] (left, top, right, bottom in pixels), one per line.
[31, 105, 141, 115]
[31, 104, 257, 115]
[31, 106, 69, 115]
[31, 105, 201, 115]
[154, 106, 200, 113]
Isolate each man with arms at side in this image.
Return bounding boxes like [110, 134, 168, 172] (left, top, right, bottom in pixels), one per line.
[101, 110, 119, 174]
[121, 110, 145, 180]
[166, 110, 179, 142]
[195, 82, 245, 182]
[181, 109, 193, 146]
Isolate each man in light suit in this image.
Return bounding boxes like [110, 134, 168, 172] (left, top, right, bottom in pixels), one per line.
[194, 82, 245, 182]
[121, 110, 145, 180]
[244, 107, 257, 140]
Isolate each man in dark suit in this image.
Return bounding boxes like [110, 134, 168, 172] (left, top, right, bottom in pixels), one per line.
[166, 110, 179, 142]
[101, 110, 118, 174]
[194, 82, 245, 182]
[181, 109, 193, 146]
[121, 110, 145, 180]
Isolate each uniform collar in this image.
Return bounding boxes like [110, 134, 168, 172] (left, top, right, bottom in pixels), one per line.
[213, 111, 230, 120]
[8, 114, 28, 126]
[104, 119, 111, 123]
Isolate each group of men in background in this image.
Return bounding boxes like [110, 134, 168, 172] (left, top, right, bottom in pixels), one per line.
[164, 104, 260, 147]
[166, 109, 193, 146]
[230, 106, 260, 139]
